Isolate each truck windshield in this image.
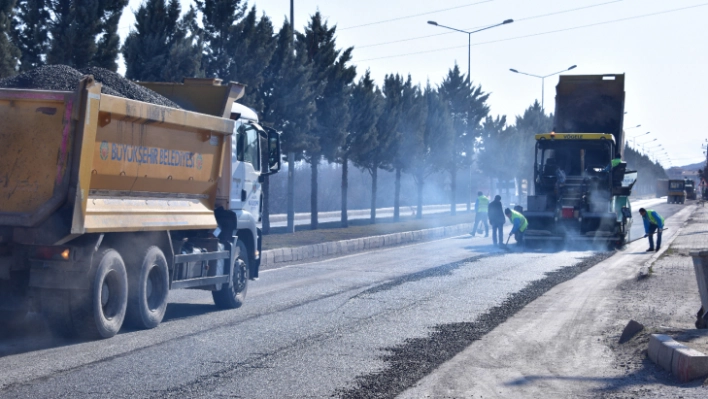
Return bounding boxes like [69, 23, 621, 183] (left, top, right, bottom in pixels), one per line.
[237, 123, 260, 171]
[536, 140, 612, 177]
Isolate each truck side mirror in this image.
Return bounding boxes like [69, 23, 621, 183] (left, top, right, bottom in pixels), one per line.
[266, 128, 281, 175]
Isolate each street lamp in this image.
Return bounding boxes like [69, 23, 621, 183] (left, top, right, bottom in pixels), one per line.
[509, 65, 577, 110]
[626, 124, 641, 130]
[428, 19, 514, 84]
[428, 18, 513, 214]
[630, 131, 650, 148]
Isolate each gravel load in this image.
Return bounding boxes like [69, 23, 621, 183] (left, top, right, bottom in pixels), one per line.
[336, 251, 614, 399]
[0, 65, 180, 108]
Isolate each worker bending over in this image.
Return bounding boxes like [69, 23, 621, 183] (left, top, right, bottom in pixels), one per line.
[639, 207, 664, 252]
[505, 208, 527, 246]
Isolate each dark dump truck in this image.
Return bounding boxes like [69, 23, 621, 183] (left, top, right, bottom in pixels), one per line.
[524, 74, 636, 249]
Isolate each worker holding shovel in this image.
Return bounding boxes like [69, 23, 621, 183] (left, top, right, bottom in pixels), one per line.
[639, 208, 665, 252]
[504, 208, 528, 247]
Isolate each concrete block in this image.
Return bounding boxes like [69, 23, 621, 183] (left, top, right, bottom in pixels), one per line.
[273, 248, 284, 263]
[648, 334, 675, 365]
[648, 334, 689, 372]
[283, 248, 293, 262]
[671, 347, 708, 382]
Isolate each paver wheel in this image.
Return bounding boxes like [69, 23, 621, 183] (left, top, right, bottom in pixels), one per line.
[212, 241, 249, 309]
[125, 246, 169, 329]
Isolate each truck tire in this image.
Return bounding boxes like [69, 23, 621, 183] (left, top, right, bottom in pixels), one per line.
[212, 241, 249, 309]
[42, 249, 128, 339]
[125, 246, 169, 329]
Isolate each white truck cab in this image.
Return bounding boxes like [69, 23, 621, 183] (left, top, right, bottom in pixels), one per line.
[227, 103, 281, 277]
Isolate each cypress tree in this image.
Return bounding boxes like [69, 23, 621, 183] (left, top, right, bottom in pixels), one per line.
[0, 0, 19, 77]
[352, 74, 404, 223]
[47, 0, 128, 70]
[195, 0, 246, 80]
[438, 65, 490, 215]
[261, 20, 318, 234]
[13, 0, 50, 71]
[296, 12, 356, 229]
[342, 70, 382, 227]
[123, 0, 201, 81]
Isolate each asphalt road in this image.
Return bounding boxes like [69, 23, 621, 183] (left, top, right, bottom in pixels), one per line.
[0, 198, 687, 399]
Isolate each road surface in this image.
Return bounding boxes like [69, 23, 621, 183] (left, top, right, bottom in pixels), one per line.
[0, 198, 682, 398]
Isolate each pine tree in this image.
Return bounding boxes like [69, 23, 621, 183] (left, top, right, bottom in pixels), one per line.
[47, 0, 128, 70]
[0, 0, 19, 77]
[342, 70, 382, 227]
[352, 74, 404, 222]
[161, 6, 203, 82]
[297, 12, 355, 229]
[261, 20, 318, 233]
[13, 0, 50, 71]
[438, 65, 490, 215]
[392, 76, 426, 221]
[196, 0, 246, 80]
[123, 0, 201, 81]
[229, 6, 275, 113]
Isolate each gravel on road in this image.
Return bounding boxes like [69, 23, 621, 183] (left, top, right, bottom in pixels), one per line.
[336, 251, 614, 399]
[0, 65, 180, 108]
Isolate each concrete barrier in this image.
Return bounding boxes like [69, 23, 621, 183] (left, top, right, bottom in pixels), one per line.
[648, 334, 708, 382]
[261, 222, 473, 267]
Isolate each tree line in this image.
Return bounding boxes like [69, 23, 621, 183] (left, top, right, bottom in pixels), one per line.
[1, 0, 656, 234]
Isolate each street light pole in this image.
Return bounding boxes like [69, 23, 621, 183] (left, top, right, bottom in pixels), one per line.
[509, 65, 577, 110]
[428, 19, 514, 84]
[630, 131, 650, 148]
[428, 18, 513, 213]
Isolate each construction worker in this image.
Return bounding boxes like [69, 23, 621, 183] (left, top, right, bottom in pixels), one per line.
[505, 207, 528, 245]
[471, 191, 489, 237]
[603, 153, 622, 172]
[639, 208, 664, 252]
[488, 195, 505, 245]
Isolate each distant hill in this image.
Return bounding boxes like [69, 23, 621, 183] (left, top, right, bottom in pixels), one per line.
[680, 161, 705, 171]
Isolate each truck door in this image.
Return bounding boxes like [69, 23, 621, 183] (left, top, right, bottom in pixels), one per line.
[230, 123, 261, 216]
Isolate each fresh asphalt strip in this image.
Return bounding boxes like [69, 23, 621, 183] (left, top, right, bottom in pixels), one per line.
[335, 251, 613, 399]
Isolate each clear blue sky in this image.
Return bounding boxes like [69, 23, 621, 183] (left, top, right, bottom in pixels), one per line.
[119, 0, 708, 167]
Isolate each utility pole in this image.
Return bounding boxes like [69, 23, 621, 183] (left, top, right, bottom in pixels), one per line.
[286, 0, 296, 233]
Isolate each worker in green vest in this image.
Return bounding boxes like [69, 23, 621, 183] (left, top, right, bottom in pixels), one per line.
[639, 208, 665, 252]
[471, 191, 489, 237]
[603, 153, 622, 172]
[504, 208, 528, 246]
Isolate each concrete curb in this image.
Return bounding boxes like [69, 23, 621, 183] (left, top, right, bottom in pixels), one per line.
[260, 223, 473, 267]
[648, 334, 708, 382]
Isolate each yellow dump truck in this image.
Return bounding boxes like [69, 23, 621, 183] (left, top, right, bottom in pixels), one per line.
[0, 76, 280, 338]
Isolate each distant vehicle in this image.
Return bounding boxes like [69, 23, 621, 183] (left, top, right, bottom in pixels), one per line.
[0, 77, 281, 339]
[667, 179, 686, 204]
[524, 74, 635, 249]
[656, 179, 669, 198]
[685, 178, 697, 200]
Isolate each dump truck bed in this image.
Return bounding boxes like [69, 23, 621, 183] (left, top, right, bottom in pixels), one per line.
[0, 78, 235, 244]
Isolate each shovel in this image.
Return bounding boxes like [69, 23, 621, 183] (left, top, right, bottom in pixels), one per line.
[501, 234, 512, 252]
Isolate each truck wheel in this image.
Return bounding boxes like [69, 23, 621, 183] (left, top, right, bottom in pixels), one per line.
[212, 241, 249, 309]
[79, 248, 128, 339]
[125, 246, 169, 329]
[43, 249, 128, 339]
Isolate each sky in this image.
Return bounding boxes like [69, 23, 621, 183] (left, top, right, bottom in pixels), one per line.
[118, 0, 708, 168]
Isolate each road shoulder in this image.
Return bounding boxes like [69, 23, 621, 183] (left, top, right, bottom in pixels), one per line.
[398, 204, 707, 399]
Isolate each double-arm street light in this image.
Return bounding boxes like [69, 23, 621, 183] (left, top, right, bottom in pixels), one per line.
[428, 19, 514, 84]
[629, 131, 650, 147]
[509, 65, 577, 110]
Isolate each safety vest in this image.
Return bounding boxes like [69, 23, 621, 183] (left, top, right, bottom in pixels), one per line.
[477, 195, 489, 212]
[645, 209, 664, 226]
[509, 210, 528, 232]
[611, 158, 622, 168]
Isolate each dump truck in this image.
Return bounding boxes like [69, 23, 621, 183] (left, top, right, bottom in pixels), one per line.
[685, 178, 697, 200]
[667, 179, 686, 204]
[0, 76, 281, 339]
[524, 74, 635, 248]
[656, 179, 669, 198]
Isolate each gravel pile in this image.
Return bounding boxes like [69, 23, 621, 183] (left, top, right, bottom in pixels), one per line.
[336, 251, 614, 399]
[0, 65, 180, 108]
